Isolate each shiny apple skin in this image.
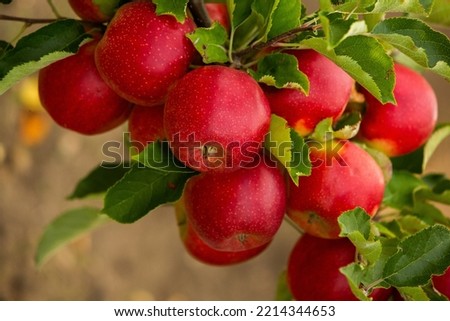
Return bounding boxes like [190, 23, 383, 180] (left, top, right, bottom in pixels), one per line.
[69, 0, 118, 22]
[264, 49, 354, 136]
[359, 64, 438, 157]
[128, 104, 165, 152]
[176, 201, 268, 266]
[95, 1, 196, 106]
[183, 159, 286, 251]
[287, 140, 385, 239]
[287, 234, 392, 301]
[38, 40, 132, 135]
[164, 65, 271, 172]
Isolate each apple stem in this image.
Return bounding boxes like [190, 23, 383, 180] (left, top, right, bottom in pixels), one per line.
[188, 0, 211, 28]
[233, 22, 322, 62]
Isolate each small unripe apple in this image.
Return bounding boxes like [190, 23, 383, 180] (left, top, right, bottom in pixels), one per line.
[95, 1, 196, 106]
[38, 39, 132, 135]
[183, 158, 286, 251]
[175, 201, 268, 266]
[69, 0, 120, 22]
[358, 64, 438, 157]
[128, 105, 165, 152]
[164, 65, 271, 172]
[205, 3, 230, 31]
[432, 267, 450, 298]
[287, 140, 385, 239]
[264, 50, 354, 136]
[287, 234, 392, 300]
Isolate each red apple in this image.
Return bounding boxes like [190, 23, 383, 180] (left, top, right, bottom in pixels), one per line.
[264, 49, 354, 136]
[205, 3, 230, 31]
[164, 65, 271, 172]
[287, 140, 385, 239]
[175, 201, 268, 266]
[358, 64, 438, 157]
[183, 158, 286, 251]
[432, 266, 450, 298]
[95, 1, 196, 106]
[287, 234, 392, 301]
[38, 39, 132, 135]
[128, 104, 165, 152]
[69, 0, 120, 22]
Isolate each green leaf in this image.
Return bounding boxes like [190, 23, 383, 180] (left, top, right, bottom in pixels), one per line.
[397, 287, 430, 301]
[421, 0, 450, 27]
[423, 281, 449, 300]
[391, 124, 450, 174]
[249, 52, 309, 92]
[338, 208, 381, 264]
[251, 0, 278, 43]
[267, 0, 301, 39]
[264, 115, 311, 185]
[411, 200, 450, 226]
[340, 263, 371, 301]
[153, 0, 189, 22]
[275, 270, 293, 301]
[333, 0, 434, 15]
[423, 124, 450, 170]
[397, 215, 429, 235]
[310, 113, 361, 142]
[363, 237, 400, 287]
[321, 12, 368, 48]
[102, 164, 197, 223]
[0, 19, 89, 95]
[339, 208, 371, 239]
[93, 0, 121, 17]
[132, 141, 196, 173]
[301, 36, 395, 104]
[383, 225, 450, 287]
[187, 22, 229, 64]
[68, 163, 131, 200]
[383, 171, 425, 209]
[228, 0, 254, 28]
[35, 207, 108, 267]
[357, 143, 393, 183]
[372, 17, 450, 80]
[0, 40, 13, 59]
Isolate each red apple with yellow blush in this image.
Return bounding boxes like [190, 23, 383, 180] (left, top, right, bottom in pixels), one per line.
[287, 140, 385, 239]
[264, 49, 354, 136]
[358, 63, 438, 157]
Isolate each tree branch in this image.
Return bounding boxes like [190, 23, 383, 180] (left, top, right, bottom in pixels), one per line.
[234, 23, 322, 59]
[188, 0, 211, 28]
[0, 14, 59, 24]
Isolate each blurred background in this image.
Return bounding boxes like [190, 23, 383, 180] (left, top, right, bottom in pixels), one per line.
[0, 1, 449, 300]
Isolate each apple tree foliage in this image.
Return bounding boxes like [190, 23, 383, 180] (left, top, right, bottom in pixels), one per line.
[1, 0, 450, 300]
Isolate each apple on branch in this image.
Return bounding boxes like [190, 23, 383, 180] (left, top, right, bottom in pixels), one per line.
[95, 1, 196, 106]
[264, 49, 354, 137]
[358, 63, 438, 157]
[164, 65, 271, 172]
[287, 140, 385, 239]
[183, 157, 286, 251]
[38, 39, 132, 135]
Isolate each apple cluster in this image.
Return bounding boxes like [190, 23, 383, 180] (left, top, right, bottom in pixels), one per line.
[37, 0, 442, 300]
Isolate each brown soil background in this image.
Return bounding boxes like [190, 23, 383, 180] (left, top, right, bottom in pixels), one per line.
[0, 1, 449, 300]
